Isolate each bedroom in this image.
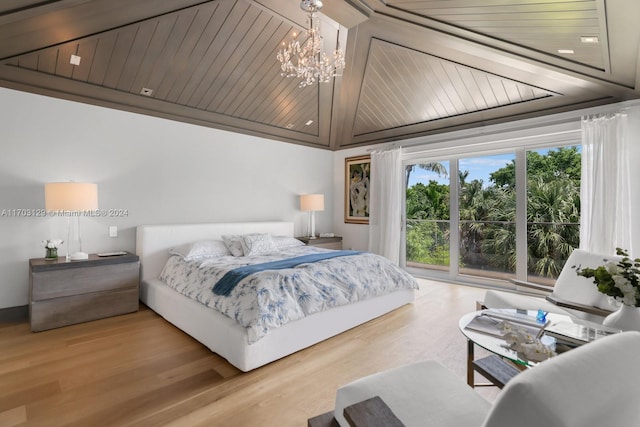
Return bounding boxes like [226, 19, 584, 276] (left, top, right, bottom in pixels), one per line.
[3, 85, 640, 427]
[2, 0, 640, 425]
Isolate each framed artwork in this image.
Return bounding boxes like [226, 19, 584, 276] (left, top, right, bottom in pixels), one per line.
[345, 155, 370, 224]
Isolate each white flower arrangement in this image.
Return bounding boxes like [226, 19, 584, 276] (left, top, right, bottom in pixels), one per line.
[42, 239, 64, 249]
[575, 249, 640, 307]
[500, 321, 556, 362]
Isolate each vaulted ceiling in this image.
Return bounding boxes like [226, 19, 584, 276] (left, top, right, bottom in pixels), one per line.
[1, 0, 639, 150]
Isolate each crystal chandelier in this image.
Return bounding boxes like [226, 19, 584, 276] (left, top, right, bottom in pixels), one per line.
[276, 0, 346, 87]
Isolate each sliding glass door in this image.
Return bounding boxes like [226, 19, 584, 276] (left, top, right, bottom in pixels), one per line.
[458, 153, 516, 280]
[525, 146, 581, 284]
[404, 145, 581, 287]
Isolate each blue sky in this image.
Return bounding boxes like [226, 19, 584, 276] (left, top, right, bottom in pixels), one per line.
[407, 153, 514, 187]
[407, 146, 580, 188]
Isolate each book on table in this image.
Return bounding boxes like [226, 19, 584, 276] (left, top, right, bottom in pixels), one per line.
[543, 321, 621, 346]
[465, 309, 547, 339]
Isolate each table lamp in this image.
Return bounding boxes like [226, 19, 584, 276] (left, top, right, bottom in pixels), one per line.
[300, 194, 324, 239]
[45, 182, 98, 261]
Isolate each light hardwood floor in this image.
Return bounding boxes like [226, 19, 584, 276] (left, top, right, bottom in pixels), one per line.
[0, 279, 499, 426]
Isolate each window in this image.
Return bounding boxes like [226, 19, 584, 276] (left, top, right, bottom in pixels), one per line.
[404, 142, 581, 287]
[405, 162, 450, 270]
[458, 153, 516, 281]
[525, 146, 581, 284]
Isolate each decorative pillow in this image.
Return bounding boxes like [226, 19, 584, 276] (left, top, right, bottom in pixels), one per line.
[169, 240, 231, 260]
[241, 233, 278, 256]
[272, 235, 304, 249]
[222, 234, 245, 257]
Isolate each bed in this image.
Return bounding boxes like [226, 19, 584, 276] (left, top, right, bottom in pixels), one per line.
[135, 221, 417, 372]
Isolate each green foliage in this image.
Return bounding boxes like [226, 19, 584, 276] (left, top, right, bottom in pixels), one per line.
[575, 249, 640, 306]
[406, 220, 449, 266]
[489, 147, 581, 189]
[489, 161, 516, 188]
[406, 181, 450, 220]
[525, 176, 580, 277]
[405, 163, 450, 266]
[406, 147, 581, 279]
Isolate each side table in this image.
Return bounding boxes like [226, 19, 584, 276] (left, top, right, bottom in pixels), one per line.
[459, 309, 544, 388]
[29, 253, 140, 331]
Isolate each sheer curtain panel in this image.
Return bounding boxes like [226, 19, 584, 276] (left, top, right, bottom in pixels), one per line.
[368, 148, 403, 264]
[580, 112, 633, 254]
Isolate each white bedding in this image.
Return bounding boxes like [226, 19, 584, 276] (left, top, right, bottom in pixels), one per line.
[160, 246, 419, 344]
[136, 222, 418, 371]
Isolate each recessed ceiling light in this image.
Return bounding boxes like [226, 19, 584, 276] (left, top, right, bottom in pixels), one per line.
[140, 88, 153, 96]
[305, 120, 314, 126]
[558, 49, 574, 54]
[581, 36, 599, 44]
[70, 54, 81, 66]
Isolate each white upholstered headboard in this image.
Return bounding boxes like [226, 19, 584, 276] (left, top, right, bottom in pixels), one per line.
[135, 221, 294, 283]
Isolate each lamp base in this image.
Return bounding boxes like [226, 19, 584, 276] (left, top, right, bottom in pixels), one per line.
[69, 252, 89, 261]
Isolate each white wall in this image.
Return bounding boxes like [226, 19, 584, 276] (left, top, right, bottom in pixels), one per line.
[0, 88, 334, 309]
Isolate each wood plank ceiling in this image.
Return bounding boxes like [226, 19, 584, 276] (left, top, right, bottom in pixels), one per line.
[1, 0, 639, 150]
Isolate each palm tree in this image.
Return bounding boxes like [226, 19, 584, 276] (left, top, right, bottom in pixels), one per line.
[405, 162, 448, 187]
[458, 170, 469, 187]
[525, 176, 579, 278]
[475, 176, 579, 278]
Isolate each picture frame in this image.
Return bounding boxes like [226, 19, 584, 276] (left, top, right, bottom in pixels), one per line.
[345, 155, 371, 224]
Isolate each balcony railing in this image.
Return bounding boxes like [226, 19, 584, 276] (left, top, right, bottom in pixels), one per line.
[406, 219, 579, 284]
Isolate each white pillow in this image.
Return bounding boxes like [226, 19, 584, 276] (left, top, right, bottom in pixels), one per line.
[241, 233, 278, 256]
[272, 235, 304, 249]
[169, 240, 230, 260]
[222, 234, 245, 257]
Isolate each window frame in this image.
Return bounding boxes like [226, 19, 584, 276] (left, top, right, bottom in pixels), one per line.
[402, 128, 582, 289]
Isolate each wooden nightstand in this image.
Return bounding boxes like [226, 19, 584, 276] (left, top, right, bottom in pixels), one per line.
[296, 236, 343, 250]
[29, 253, 140, 332]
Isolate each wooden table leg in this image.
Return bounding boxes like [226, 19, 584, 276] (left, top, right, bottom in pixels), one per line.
[467, 338, 475, 387]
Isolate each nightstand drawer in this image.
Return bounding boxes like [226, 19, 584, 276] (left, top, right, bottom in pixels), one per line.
[31, 262, 139, 301]
[30, 288, 139, 332]
[296, 236, 342, 250]
[311, 241, 342, 250]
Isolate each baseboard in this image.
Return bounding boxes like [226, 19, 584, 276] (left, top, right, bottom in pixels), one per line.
[0, 305, 28, 324]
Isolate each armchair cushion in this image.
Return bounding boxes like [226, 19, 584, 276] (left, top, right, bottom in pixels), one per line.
[481, 331, 640, 427]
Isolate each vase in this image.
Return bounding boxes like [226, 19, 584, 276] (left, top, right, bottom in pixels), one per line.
[45, 248, 58, 259]
[602, 304, 640, 332]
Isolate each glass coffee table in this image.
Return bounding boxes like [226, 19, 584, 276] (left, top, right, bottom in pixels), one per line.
[459, 309, 565, 388]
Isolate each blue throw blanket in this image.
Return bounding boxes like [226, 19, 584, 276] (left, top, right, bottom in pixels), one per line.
[212, 250, 361, 296]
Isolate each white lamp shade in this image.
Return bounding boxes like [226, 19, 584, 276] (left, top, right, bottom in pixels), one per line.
[300, 194, 324, 211]
[45, 182, 98, 211]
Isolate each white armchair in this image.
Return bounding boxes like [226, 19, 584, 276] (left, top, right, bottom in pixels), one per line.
[333, 331, 640, 427]
[483, 249, 622, 323]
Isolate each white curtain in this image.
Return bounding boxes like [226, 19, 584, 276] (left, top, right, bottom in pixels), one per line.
[580, 112, 633, 254]
[368, 147, 403, 264]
